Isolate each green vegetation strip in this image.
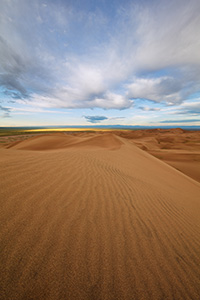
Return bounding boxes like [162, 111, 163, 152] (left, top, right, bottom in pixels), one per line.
[0, 130, 31, 137]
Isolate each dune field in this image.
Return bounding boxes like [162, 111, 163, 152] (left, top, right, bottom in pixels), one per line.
[113, 128, 200, 183]
[0, 131, 200, 300]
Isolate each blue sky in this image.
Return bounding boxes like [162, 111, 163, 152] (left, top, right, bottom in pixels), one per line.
[0, 0, 200, 126]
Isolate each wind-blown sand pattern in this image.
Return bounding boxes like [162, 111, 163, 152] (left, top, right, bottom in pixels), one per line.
[0, 132, 200, 300]
[113, 128, 200, 183]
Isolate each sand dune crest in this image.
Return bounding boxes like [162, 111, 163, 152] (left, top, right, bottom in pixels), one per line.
[10, 133, 123, 151]
[0, 132, 200, 299]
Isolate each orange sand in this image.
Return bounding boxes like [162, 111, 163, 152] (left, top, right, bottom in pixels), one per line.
[114, 128, 200, 183]
[0, 132, 200, 299]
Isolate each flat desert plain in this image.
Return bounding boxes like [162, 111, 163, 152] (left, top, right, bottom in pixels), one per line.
[0, 130, 200, 300]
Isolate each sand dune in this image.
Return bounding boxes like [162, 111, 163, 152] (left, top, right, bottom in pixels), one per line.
[8, 134, 82, 150]
[10, 133, 123, 151]
[0, 133, 200, 300]
[113, 129, 200, 183]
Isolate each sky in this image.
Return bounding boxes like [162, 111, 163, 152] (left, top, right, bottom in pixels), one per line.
[0, 0, 200, 127]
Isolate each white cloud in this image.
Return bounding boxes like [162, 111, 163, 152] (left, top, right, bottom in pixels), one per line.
[29, 91, 132, 110]
[91, 92, 132, 110]
[132, 0, 200, 70]
[126, 77, 182, 104]
[139, 106, 161, 112]
[0, 0, 200, 112]
[175, 101, 200, 115]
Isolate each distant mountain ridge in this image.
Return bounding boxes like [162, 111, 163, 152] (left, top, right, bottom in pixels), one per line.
[0, 125, 200, 130]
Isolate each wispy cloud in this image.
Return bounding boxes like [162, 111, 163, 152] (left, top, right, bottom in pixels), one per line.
[0, 0, 200, 120]
[176, 101, 200, 115]
[0, 105, 10, 112]
[2, 112, 11, 118]
[161, 119, 200, 123]
[127, 77, 184, 105]
[84, 116, 108, 123]
[83, 115, 125, 123]
[110, 117, 125, 121]
[138, 106, 161, 112]
[0, 104, 12, 118]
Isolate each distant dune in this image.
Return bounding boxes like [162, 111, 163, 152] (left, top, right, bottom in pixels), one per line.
[9, 133, 123, 151]
[112, 129, 200, 183]
[0, 131, 200, 299]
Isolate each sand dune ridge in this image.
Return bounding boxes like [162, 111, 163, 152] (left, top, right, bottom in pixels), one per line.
[0, 132, 200, 299]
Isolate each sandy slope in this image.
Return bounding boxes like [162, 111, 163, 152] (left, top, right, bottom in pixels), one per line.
[0, 133, 200, 300]
[10, 133, 123, 151]
[114, 129, 200, 183]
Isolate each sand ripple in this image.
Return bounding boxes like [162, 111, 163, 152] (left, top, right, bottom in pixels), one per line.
[0, 134, 200, 299]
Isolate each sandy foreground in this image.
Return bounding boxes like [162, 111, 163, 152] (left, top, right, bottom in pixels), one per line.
[0, 132, 200, 300]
